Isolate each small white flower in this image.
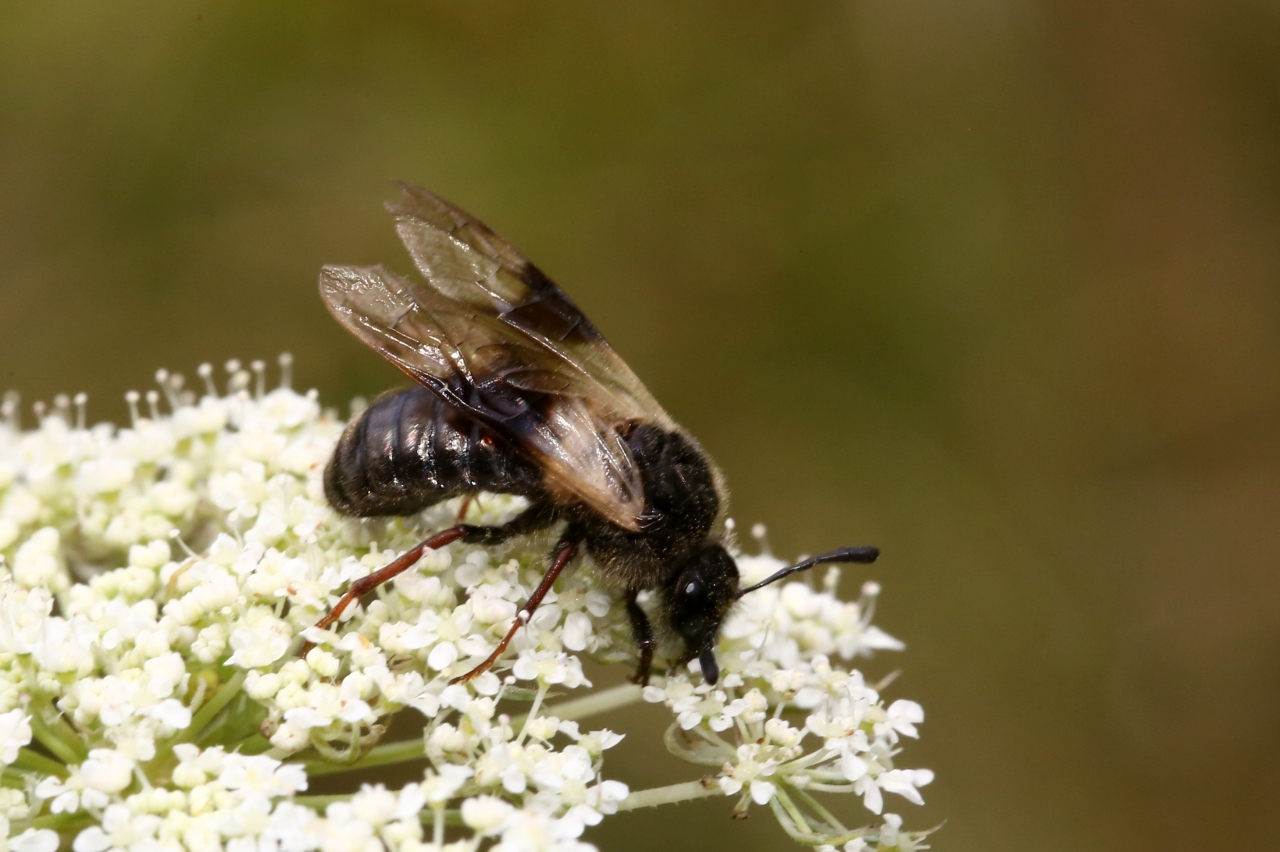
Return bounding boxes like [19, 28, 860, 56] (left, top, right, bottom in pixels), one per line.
[764, 718, 802, 748]
[10, 829, 60, 852]
[12, 527, 67, 591]
[142, 652, 187, 698]
[883, 699, 924, 740]
[427, 640, 459, 672]
[422, 764, 472, 804]
[219, 753, 307, 797]
[347, 784, 397, 827]
[0, 586, 51, 655]
[857, 625, 905, 653]
[462, 795, 516, 833]
[268, 721, 310, 753]
[227, 607, 292, 668]
[719, 743, 780, 806]
[524, 716, 560, 741]
[492, 809, 593, 852]
[75, 457, 136, 496]
[34, 771, 106, 814]
[575, 728, 623, 756]
[33, 616, 94, 674]
[561, 612, 592, 651]
[72, 804, 161, 852]
[586, 779, 629, 816]
[0, 709, 32, 765]
[81, 749, 135, 795]
[853, 766, 934, 816]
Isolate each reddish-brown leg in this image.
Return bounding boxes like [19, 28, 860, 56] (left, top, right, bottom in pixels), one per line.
[455, 495, 474, 522]
[449, 539, 578, 684]
[306, 525, 468, 650]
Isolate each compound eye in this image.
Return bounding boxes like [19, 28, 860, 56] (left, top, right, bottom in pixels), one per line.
[682, 576, 704, 600]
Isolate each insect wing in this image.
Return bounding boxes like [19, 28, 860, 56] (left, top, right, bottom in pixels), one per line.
[386, 183, 673, 424]
[320, 263, 650, 531]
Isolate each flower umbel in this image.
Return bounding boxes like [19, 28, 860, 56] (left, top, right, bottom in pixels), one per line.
[0, 359, 933, 851]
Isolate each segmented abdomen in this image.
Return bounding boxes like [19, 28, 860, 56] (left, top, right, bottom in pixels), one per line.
[324, 386, 547, 517]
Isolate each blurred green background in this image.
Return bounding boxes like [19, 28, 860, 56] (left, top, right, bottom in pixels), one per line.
[3, 1, 1279, 849]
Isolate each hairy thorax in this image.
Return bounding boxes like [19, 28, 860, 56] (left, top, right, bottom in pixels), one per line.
[578, 423, 721, 590]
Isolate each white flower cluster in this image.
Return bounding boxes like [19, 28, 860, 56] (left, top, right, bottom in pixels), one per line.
[0, 360, 932, 851]
[643, 558, 934, 846]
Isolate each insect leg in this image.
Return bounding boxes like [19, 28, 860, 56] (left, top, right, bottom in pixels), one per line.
[455, 494, 474, 522]
[308, 503, 558, 648]
[450, 537, 578, 684]
[625, 590, 655, 686]
[308, 524, 469, 642]
[458, 500, 558, 545]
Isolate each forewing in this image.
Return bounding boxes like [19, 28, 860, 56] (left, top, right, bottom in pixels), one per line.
[319, 264, 649, 530]
[386, 183, 673, 425]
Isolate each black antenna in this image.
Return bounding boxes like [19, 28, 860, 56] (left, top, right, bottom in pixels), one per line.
[736, 545, 880, 598]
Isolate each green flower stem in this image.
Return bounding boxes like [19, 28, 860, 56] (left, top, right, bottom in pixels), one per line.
[302, 735, 421, 778]
[616, 778, 720, 811]
[775, 785, 815, 835]
[783, 746, 836, 773]
[417, 809, 463, 828]
[27, 810, 92, 831]
[232, 733, 273, 755]
[304, 682, 645, 778]
[788, 784, 849, 834]
[316, 725, 366, 765]
[49, 713, 89, 761]
[768, 797, 810, 844]
[805, 781, 859, 793]
[13, 746, 70, 778]
[516, 683, 549, 745]
[431, 803, 445, 850]
[512, 682, 642, 727]
[768, 795, 868, 849]
[293, 793, 356, 809]
[767, 790, 870, 848]
[29, 710, 86, 765]
[189, 670, 247, 743]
